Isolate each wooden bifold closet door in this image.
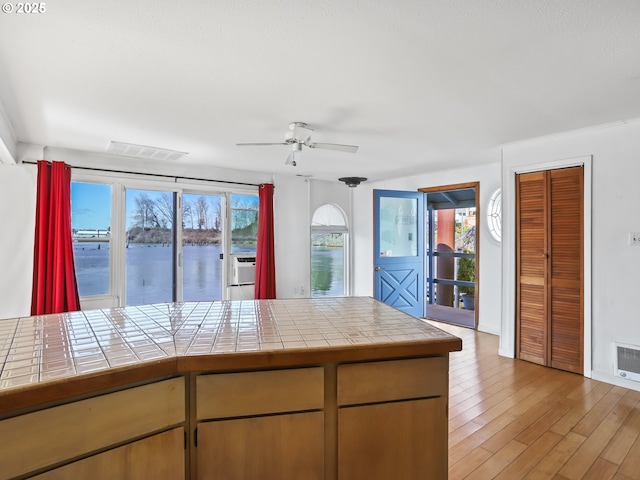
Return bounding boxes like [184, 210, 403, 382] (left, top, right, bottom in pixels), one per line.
[516, 166, 583, 374]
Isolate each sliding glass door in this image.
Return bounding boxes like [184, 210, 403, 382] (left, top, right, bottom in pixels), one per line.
[72, 176, 258, 308]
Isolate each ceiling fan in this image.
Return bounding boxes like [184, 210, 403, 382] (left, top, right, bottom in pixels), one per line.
[237, 122, 359, 166]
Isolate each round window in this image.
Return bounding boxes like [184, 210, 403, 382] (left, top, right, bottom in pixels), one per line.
[487, 188, 502, 242]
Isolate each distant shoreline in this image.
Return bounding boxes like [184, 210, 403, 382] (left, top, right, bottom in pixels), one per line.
[73, 237, 108, 242]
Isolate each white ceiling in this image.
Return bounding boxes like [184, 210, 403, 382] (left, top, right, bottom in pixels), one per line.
[1, 0, 639, 182]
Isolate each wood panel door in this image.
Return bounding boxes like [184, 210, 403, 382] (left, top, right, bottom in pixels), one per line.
[197, 411, 324, 480]
[373, 190, 425, 317]
[338, 398, 447, 480]
[516, 166, 583, 374]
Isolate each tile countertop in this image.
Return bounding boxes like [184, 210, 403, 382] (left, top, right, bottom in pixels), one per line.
[0, 297, 462, 414]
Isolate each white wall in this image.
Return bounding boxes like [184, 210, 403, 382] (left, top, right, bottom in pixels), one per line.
[501, 118, 640, 391]
[273, 174, 311, 298]
[272, 177, 354, 299]
[0, 164, 36, 319]
[0, 104, 17, 165]
[351, 161, 503, 335]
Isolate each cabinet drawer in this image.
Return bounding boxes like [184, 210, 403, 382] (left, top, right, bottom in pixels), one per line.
[196, 367, 324, 420]
[0, 377, 185, 480]
[337, 357, 447, 406]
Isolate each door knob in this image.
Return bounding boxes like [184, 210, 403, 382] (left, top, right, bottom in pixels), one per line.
[375, 266, 382, 272]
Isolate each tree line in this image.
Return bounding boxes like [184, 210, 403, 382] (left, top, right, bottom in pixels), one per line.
[127, 193, 258, 245]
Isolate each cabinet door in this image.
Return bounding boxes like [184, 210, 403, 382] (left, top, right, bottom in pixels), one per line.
[32, 428, 185, 480]
[0, 377, 185, 480]
[338, 398, 447, 480]
[197, 411, 324, 480]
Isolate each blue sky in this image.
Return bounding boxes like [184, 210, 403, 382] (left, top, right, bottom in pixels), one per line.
[71, 182, 111, 230]
[71, 183, 257, 230]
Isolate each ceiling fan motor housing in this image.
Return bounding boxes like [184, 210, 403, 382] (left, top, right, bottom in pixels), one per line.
[339, 176, 367, 187]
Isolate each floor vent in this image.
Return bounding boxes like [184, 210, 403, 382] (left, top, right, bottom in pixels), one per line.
[616, 344, 640, 382]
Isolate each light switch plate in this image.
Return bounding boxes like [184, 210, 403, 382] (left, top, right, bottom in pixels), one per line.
[630, 232, 640, 245]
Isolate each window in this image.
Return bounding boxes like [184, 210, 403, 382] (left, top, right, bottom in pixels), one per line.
[71, 175, 258, 307]
[230, 194, 258, 254]
[487, 188, 502, 242]
[71, 182, 112, 296]
[311, 204, 348, 297]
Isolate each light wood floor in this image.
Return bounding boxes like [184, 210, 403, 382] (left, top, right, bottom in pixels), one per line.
[426, 320, 640, 480]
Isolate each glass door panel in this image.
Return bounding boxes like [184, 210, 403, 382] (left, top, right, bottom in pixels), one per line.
[125, 189, 175, 306]
[378, 197, 418, 258]
[71, 182, 112, 296]
[182, 193, 223, 301]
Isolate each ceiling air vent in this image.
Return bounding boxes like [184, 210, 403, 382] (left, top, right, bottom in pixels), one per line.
[616, 344, 640, 382]
[107, 141, 188, 162]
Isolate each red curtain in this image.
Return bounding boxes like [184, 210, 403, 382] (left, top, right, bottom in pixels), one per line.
[254, 183, 276, 299]
[31, 160, 81, 315]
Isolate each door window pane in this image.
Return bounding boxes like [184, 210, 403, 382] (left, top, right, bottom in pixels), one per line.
[182, 193, 223, 301]
[125, 189, 175, 306]
[378, 197, 418, 257]
[71, 182, 111, 296]
[230, 194, 258, 254]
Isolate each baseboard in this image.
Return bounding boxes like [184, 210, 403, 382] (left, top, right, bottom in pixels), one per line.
[591, 370, 640, 392]
[498, 348, 515, 359]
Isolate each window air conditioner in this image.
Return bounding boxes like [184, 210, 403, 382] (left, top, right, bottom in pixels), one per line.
[231, 254, 256, 285]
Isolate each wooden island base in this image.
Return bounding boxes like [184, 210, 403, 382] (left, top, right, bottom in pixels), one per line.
[0, 298, 461, 479]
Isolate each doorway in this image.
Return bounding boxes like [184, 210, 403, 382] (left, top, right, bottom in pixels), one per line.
[419, 183, 479, 329]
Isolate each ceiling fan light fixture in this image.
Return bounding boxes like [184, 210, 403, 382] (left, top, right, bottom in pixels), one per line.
[339, 176, 367, 187]
[286, 143, 303, 166]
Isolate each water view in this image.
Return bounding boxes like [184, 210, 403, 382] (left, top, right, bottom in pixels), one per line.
[73, 241, 344, 304]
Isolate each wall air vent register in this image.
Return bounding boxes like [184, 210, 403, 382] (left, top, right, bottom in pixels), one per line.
[616, 344, 640, 382]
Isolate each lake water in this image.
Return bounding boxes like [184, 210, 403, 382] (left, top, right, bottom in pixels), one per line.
[73, 241, 344, 304]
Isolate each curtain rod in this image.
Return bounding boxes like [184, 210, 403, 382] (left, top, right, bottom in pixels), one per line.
[21, 160, 263, 188]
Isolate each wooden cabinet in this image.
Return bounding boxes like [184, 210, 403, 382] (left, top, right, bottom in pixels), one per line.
[337, 357, 449, 479]
[0, 359, 450, 480]
[32, 427, 185, 480]
[0, 377, 185, 480]
[195, 367, 325, 480]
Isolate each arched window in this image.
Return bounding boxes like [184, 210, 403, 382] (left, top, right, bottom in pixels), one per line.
[311, 204, 348, 297]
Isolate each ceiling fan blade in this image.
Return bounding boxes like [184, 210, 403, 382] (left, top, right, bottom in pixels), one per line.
[307, 142, 359, 153]
[236, 142, 288, 147]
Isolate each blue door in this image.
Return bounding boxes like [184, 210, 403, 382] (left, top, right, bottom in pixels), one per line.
[373, 190, 424, 317]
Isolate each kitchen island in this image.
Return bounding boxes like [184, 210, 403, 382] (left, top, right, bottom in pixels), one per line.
[0, 297, 461, 479]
